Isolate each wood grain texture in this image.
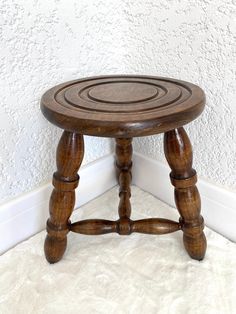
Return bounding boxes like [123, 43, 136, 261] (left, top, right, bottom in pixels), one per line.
[164, 127, 207, 260]
[41, 75, 205, 138]
[70, 218, 181, 235]
[115, 138, 132, 220]
[44, 131, 84, 263]
[70, 219, 117, 235]
[115, 138, 133, 235]
[41, 75, 207, 263]
[131, 218, 181, 234]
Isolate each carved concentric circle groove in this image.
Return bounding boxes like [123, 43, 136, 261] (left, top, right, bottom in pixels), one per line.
[41, 75, 205, 137]
[56, 77, 190, 114]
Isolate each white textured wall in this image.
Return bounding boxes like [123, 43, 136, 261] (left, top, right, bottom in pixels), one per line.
[121, 0, 236, 190]
[0, 0, 126, 203]
[1, 0, 236, 204]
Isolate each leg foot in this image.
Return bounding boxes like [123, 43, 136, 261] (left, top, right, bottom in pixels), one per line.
[44, 235, 67, 264]
[183, 233, 206, 261]
[164, 127, 207, 260]
[44, 131, 84, 263]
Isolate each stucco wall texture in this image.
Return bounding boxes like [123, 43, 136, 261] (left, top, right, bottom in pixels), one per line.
[123, 0, 236, 190]
[0, 0, 125, 203]
[0, 0, 235, 203]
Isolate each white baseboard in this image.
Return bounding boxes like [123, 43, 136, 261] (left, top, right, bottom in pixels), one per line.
[133, 152, 236, 242]
[0, 154, 117, 254]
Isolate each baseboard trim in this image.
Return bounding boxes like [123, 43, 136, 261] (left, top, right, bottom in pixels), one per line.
[133, 152, 236, 242]
[0, 154, 117, 254]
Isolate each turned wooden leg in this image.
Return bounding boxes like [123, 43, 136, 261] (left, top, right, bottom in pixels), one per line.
[115, 138, 132, 235]
[44, 131, 84, 263]
[164, 127, 207, 260]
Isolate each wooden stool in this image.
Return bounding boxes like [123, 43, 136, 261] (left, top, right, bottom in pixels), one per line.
[41, 75, 207, 263]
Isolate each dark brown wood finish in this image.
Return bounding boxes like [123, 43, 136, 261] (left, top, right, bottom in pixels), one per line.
[41, 75, 205, 138]
[70, 218, 181, 235]
[115, 138, 132, 234]
[44, 131, 84, 263]
[41, 75, 207, 263]
[164, 127, 207, 260]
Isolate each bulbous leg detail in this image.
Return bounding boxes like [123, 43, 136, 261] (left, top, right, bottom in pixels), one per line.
[44, 131, 84, 263]
[164, 127, 207, 260]
[115, 138, 132, 235]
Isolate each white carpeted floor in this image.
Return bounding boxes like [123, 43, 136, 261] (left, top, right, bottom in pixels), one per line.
[0, 186, 236, 314]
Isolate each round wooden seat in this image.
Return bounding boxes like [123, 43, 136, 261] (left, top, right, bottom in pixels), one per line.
[41, 75, 207, 264]
[41, 75, 205, 137]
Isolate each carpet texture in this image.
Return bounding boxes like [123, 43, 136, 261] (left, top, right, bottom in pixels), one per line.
[0, 186, 236, 314]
